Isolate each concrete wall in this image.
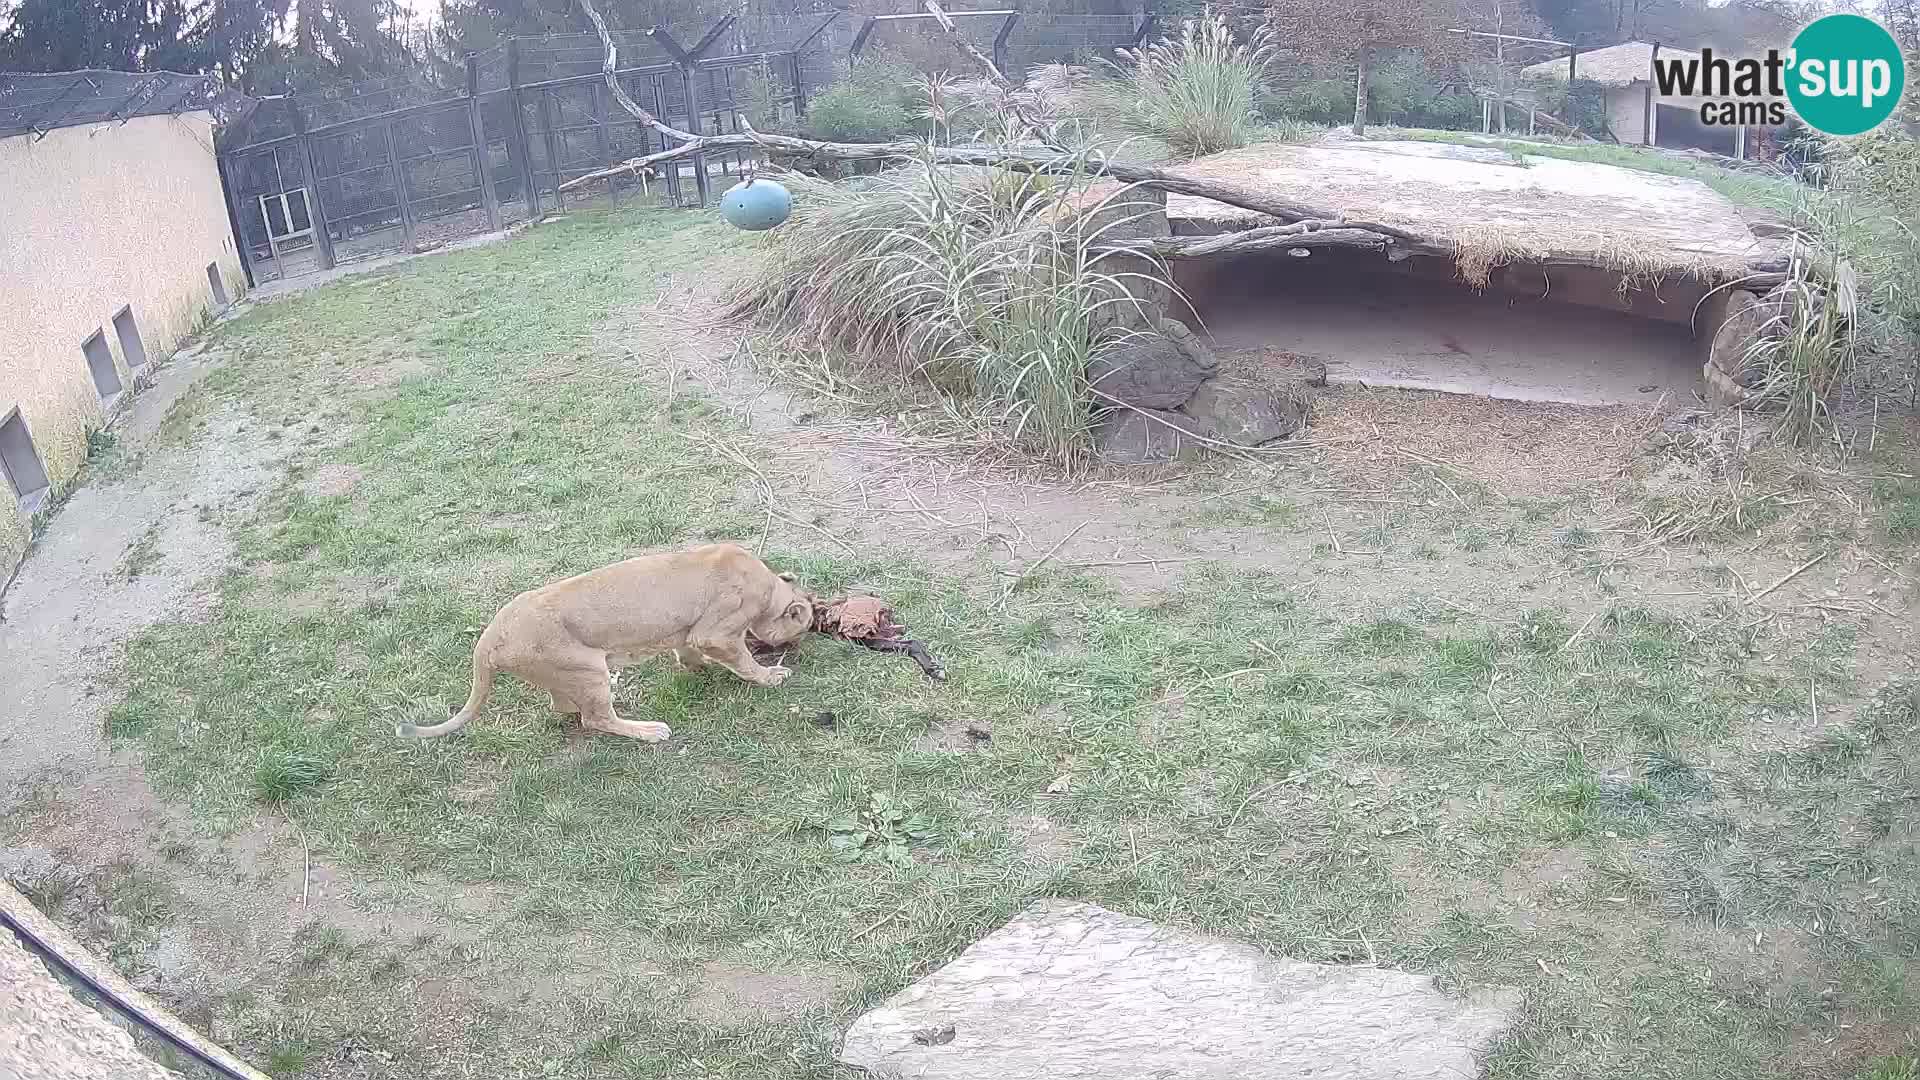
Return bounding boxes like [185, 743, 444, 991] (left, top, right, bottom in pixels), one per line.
[0, 110, 242, 580]
[1606, 83, 1651, 144]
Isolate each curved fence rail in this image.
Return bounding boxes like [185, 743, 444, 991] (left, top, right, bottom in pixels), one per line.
[0, 881, 271, 1080]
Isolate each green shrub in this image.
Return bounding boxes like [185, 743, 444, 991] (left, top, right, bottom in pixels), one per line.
[1527, 75, 1608, 135]
[804, 59, 919, 143]
[254, 749, 333, 803]
[1097, 9, 1277, 157]
[1262, 77, 1353, 126]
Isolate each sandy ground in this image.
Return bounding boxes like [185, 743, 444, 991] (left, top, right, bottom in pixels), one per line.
[1, 926, 180, 1080]
[1181, 253, 1707, 406]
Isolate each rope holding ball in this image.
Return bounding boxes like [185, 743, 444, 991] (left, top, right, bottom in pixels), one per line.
[719, 160, 792, 231]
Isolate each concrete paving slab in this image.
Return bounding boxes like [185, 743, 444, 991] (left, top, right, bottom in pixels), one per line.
[838, 900, 1518, 1080]
[1168, 140, 1777, 273]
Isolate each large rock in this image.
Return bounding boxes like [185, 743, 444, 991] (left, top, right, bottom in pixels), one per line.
[838, 900, 1518, 1080]
[1056, 183, 1174, 333]
[1179, 377, 1310, 446]
[1707, 289, 1776, 384]
[1093, 407, 1203, 465]
[1087, 318, 1219, 409]
[1704, 361, 1761, 410]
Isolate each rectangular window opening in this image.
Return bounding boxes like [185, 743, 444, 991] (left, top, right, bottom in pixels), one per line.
[0, 409, 51, 510]
[82, 330, 123, 402]
[113, 306, 148, 372]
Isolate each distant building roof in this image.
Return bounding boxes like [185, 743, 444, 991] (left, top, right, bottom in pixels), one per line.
[1522, 41, 1702, 88]
[0, 69, 231, 140]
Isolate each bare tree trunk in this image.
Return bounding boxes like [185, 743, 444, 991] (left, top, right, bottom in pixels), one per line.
[1494, 5, 1507, 134]
[1352, 46, 1369, 136]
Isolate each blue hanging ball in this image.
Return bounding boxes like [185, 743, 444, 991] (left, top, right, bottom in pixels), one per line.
[719, 177, 792, 231]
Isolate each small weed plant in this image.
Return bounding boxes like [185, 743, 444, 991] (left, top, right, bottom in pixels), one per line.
[826, 792, 935, 866]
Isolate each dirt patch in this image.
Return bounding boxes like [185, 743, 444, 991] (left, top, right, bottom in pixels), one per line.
[250, 573, 399, 617]
[684, 960, 853, 1024]
[1006, 812, 1075, 866]
[915, 715, 994, 754]
[0, 398, 289, 792]
[340, 353, 430, 391]
[302, 463, 362, 498]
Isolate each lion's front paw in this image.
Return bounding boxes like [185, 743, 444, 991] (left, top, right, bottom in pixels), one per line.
[761, 665, 793, 687]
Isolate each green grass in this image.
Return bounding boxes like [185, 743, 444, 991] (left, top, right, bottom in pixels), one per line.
[90, 206, 1920, 1080]
[1879, 478, 1920, 541]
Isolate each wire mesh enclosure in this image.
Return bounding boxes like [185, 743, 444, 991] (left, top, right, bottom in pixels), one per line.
[212, 5, 1168, 286]
[217, 22, 821, 285]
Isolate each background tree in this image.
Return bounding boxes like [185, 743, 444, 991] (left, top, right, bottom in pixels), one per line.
[0, 0, 418, 90]
[1267, 0, 1467, 135]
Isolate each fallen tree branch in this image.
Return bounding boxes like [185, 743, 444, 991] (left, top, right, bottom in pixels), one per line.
[552, 45, 1788, 285]
[576, 0, 697, 144]
[921, 0, 1059, 147]
[558, 129, 1380, 228]
[924, 0, 1010, 84]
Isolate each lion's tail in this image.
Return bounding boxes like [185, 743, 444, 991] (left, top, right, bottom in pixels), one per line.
[396, 637, 495, 739]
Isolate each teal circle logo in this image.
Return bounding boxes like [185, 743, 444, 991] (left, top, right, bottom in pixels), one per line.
[1787, 14, 1906, 136]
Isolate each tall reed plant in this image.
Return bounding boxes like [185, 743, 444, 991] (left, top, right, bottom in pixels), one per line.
[729, 148, 1174, 468]
[1098, 8, 1278, 158]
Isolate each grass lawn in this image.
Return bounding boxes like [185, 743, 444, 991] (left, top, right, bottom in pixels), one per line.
[69, 206, 1920, 1079]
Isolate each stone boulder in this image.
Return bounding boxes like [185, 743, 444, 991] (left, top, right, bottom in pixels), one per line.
[838, 899, 1518, 1080]
[1086, 318, 1219, 409]
[1180, 377, 1310, 447]
[1092, 407, 1203, 465]
[1708, 289, 1777, 388]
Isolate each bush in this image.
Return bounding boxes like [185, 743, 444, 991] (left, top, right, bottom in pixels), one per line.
[804, 59, 920, 143]
[729, 148, 1174, 468]
[1526, 75, 1608, 136]
[1097, 9, 1277, 157]
[1261, 54, 1479, 132]
[1262, 77, 1352, 126]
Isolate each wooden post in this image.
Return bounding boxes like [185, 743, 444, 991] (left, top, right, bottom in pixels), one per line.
[1131, 11, 1157, 47]
[589, 78, 616, 203]
[1352, 45, 1370, 136]
[684, 63, 709, 205]
[993, 12, 1020, 80]
[215, 152, 257, 290]
[850, 16, 879, 61]
[1493, 6, 1506, 134]
[508, 38, 541, 218]
[537, 86, 565, 211]
[1567, 45, 1578, 82]
[286, 95, 336, 271]
[1643, 41, 1659, 146]
[655, 79, 681, 207]
[465, 53, 503, 231]
[788, 15, 839, 120]
[384, 120, 417, 253]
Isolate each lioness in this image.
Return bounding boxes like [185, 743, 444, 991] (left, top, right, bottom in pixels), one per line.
[396, 543, 812, 743]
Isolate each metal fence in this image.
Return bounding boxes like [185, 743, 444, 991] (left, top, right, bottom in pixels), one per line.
[213, 7, 1168, 286]
[216, 19, 834, 286]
